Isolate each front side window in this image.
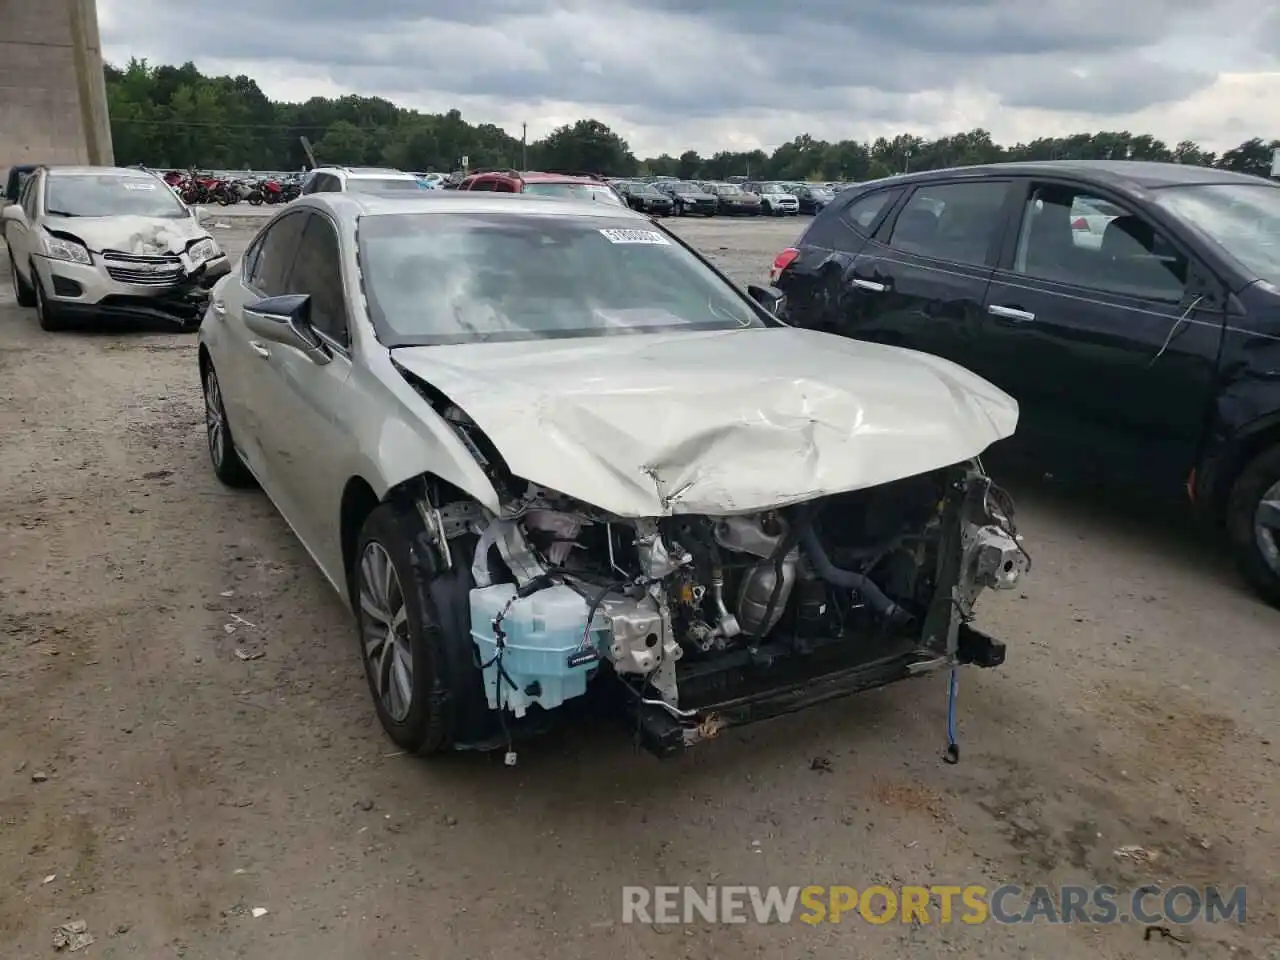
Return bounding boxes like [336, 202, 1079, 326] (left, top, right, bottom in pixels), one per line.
[357, 212, 767, 346]
[289, 214, 349, 346]
[44, 172, 188, 219]
[248, 212, 307, 296]
[1014, 184, 1186, 301]
[1152, 182, 1280, 286]
[888, 181, 1009, 265]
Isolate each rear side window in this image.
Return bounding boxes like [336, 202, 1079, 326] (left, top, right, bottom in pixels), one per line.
[840, 188, 902, 234]
[889, 181, 1010, 266]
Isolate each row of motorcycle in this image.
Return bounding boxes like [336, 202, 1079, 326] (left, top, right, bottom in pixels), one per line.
[159, 171, 302, 206]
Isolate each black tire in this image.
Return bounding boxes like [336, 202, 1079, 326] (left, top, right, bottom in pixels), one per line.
[201, 361, 256, 488]
[9, 252, 35, 307]
[1225, 445, 1280, 607]
[353, 503, 490, 754]
[32, 266, 69, 331]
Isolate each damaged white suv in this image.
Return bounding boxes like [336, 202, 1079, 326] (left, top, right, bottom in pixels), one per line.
[198, 191, 1029, 758]
[2, 165, 229, 330]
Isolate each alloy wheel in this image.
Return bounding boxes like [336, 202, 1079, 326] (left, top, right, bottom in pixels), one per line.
[203, 369, 225, 468]
[1255, 479, 1280, 578]
[358, 542, 414, 723]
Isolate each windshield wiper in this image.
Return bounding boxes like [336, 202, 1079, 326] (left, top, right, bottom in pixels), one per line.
[46, 209, 80, 217]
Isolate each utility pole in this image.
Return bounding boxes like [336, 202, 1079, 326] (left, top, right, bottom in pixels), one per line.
[521, 123, 528, 170]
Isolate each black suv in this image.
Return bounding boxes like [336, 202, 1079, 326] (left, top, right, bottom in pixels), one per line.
[772, 160, 1280, 606]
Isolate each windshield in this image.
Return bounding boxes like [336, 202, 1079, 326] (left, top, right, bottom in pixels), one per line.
[810, 187, 833, 198]
[1152, 183, 1280, 284]
[44, 173, 187, 218]
[667, 182, 702, 193]
[357, 212, 765, 346]
[346, 178, 426, 194]
[522, 182, 625, 205]
[758, 183, 787, 194]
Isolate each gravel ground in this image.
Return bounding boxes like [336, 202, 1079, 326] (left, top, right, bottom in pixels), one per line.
[1, 212, 1277, 960]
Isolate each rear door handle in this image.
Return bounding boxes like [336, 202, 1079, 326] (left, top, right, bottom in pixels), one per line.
[248, 340, 270, 358]
[988, 305, 1036, 322]
[852, 278, 886, 293]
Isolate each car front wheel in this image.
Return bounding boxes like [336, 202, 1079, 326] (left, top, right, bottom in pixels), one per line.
[1226, 444, 1280, 607]
[201, 361, 256, 488]
[32, 266, 69, 331]
[353, 504, 490, 754]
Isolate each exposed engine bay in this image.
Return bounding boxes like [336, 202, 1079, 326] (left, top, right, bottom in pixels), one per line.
[429, 459, 1029, 755]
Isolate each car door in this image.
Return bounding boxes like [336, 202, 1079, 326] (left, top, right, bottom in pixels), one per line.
[981, 180, 1226, 490]
[776, 187, 901, 329]
[247, 210, 355, 562]
[838, 179, 1016, 376]
[5, 174, 40, 275]
[217, 210, 309, 486]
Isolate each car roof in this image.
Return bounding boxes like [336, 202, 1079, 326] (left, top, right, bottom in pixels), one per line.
[861, 159, 1272, 192]
[516, 171, 605, 184]
[45, 165, 159, 178]
[297, 191, 651, 220]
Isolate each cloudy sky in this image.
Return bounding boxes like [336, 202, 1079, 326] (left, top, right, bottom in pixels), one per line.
[98, 0, 1279, 158]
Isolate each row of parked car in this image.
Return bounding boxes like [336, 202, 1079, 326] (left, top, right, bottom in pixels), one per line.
[608, 176, 852, 217]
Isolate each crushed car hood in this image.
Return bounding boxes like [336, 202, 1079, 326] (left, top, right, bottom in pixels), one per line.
[41, 215, 208, 255]
[392, 327, 1018, 517]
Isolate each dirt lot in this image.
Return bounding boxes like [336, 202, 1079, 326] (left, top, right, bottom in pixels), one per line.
[1, 212, 1277, 960]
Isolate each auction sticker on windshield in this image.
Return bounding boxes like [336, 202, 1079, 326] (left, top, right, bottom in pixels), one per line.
[123, 182, 157, 190]
[599, 228, 670, 244]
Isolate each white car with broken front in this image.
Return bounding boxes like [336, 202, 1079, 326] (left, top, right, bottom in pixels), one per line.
[3, 165, 229, 330]
[197, 191, 1029, 759]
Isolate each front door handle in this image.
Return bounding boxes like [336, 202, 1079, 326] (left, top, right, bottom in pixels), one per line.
[248, 340, 270, 358]
[211, 300, 226, 315]
[988, 305, 1036, 322]
[852, 277, 886, 293]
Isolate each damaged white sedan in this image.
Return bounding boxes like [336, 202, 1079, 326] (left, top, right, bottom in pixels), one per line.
[197, 192, 1029, 758]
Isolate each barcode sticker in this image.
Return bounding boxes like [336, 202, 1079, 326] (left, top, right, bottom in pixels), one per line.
[598, 228, 670, 245]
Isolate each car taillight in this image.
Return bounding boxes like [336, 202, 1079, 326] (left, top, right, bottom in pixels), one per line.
[1070, 216, 1089, 230]
[770, 247, 799, 282]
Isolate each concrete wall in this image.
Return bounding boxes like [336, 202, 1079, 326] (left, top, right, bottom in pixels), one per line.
[0, 0, 113, 172]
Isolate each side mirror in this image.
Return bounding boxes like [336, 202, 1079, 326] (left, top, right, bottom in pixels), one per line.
[243, 294, 330, 365]
[1, 202, 24, 225]
[747, 283, 786, 316]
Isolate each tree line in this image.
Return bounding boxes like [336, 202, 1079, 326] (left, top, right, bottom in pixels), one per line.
[106, 59, 1280, 181]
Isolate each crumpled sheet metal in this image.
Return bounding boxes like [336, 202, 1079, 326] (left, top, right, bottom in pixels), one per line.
[392, 326, 1019, 517]
[41, 214, 208, 256]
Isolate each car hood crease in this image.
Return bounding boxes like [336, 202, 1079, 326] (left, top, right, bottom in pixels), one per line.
[41, 215, 207, 255]
[391, 327, 1019, 517]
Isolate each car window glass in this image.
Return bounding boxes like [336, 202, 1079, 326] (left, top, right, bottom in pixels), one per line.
[1014, 185, 1187, 302]
[21, 177, 38, 218]
[841, 188, 901, 233]
[242, 234, 264, 280]
[249, 213, 307, 296]
[889, 182, 1008, 265]
[468, 179, 494, 192]
[290, 214, 349, 346]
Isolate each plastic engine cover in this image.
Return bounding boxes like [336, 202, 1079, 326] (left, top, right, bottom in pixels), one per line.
[469, 583, 609, 717]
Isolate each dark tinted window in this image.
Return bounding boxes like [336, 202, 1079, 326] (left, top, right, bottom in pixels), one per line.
[289, 214, 349, 346]
[889, 181, 1009, 265]
[467, 178, 495, 192]
[841, 188, 901, 234]
[248, 212, 307, 296]
[1014, 185, 1186, 301]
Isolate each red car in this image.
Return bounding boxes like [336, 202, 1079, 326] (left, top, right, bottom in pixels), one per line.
[457, 169, 626, 206]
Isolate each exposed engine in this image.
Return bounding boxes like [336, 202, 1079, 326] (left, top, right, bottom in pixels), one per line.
[452, 461, 1029, 724]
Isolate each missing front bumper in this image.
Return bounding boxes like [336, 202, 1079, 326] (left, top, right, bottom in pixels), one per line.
[627, 623, 1006, 758]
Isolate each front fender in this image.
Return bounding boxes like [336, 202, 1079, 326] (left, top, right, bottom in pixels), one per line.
[350, 348, 502, 512]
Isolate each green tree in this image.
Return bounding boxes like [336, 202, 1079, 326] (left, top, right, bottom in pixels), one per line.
[531, 119, 636, 175]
